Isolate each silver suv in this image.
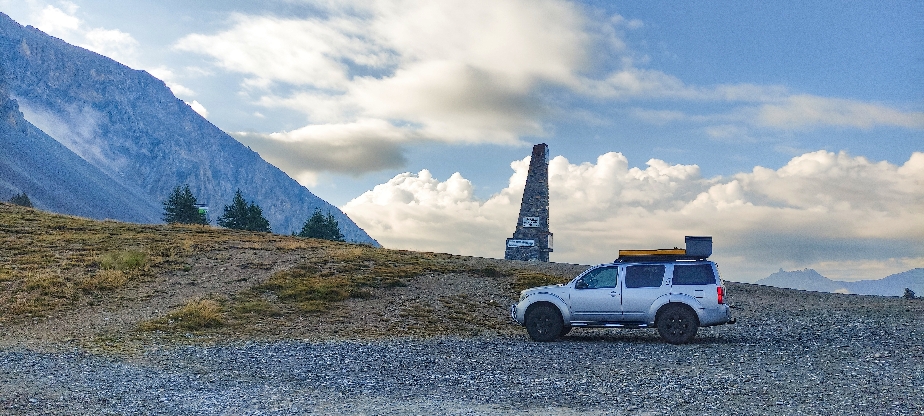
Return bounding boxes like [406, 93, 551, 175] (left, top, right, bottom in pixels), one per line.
[511, 237, 734, 344]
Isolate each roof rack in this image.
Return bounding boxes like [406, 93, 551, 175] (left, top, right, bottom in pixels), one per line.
[614, 236, 712, 263]
[614, 254, 708, 263]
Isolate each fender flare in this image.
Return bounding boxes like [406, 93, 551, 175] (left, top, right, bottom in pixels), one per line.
[519, 294, 572, 324]
[648, 294, 705, 326]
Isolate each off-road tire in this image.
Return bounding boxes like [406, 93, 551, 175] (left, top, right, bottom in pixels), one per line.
[525, 304, 563, 342]
[560, 325, 572, 337]
[656, 304, 699, 344]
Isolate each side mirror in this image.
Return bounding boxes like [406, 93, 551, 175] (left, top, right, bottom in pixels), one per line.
[575, 279, 588, 290]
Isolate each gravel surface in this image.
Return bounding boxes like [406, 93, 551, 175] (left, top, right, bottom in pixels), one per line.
[2, 291, 923, 416]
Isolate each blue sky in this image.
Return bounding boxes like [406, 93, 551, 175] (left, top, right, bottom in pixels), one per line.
[2, 0, 922, 282]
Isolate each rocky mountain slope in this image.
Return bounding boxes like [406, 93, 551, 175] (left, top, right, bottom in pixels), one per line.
[0, 78, 160, 222]
[0, 12, 376, 243]
[756, 267, 924, 297]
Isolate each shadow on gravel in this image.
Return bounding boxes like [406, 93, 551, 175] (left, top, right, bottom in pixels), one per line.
[553, 330, 741, 346]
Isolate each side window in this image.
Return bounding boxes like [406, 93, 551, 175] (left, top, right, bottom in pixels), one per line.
[672, 264, 716, 285]
[625, 265, 665, 288]
[578, 267, 618, 289]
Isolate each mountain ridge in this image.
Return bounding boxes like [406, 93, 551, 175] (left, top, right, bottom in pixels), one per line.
[0, 12, 377, 244]
[0, 73, 161, 222]
[755, 267, 924, 297]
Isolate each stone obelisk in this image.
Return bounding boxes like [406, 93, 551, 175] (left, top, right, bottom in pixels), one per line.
[505, 143, 552, 262]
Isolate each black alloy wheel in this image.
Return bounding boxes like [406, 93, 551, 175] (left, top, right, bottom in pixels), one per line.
[656, 304, 699, 344]
[525, 304, 563, 342]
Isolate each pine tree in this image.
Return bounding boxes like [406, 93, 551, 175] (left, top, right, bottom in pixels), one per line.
[162, 185, 207, 224]
[9, 192, 33, 208]
[297, 209, 345, 242]
[217, 189, 271, 232]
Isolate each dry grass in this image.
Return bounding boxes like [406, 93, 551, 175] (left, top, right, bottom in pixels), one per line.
[98, 250, 148, 271]
[0, 202, 331, 322]
[510, 270, 570, 293]
[0, 202, 582, 345]
[139, 298, 225, 332]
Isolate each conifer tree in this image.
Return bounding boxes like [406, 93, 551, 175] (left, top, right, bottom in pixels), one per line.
[297, 209, 345, 242]
[162, 185, 207, 224]
[217, 189, 271, 232]
[9, 192, 33, 208]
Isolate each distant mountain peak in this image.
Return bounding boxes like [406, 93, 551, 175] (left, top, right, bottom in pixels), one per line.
[756, 267, 924, 297]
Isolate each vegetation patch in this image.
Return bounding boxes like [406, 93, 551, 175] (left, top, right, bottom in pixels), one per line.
[0, 202, 337, 322]
[139, 298, 225, 332]
[231, 245, 482, 317]
[98, 249, 148, 271]
[0, 202, 584, 342]
[510, 270, 569, 293]
[80, 269, 129, 291]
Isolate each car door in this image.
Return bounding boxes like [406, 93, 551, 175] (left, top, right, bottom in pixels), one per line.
[620, 264, 669, 323]
[569, 266, 620, 322]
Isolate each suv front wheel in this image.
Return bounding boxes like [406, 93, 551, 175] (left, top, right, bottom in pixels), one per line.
[656, 304, 699, 344]
[525, 303, 563, 342]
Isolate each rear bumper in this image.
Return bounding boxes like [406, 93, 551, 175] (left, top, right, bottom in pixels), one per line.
[700, 304, 734, 327]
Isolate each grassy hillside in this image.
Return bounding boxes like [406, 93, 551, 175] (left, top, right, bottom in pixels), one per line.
[0, 203, 582, 349]
[4, 202, 921, 354]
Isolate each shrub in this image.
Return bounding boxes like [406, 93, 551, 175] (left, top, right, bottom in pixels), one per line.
[99, 250, 148, 271]
[9, 192, 32, 208]
[217, 189, 271, 232]
[296, 209, 345, 242]
[162, 184, 208, 225]
[140, 298, 224, 331]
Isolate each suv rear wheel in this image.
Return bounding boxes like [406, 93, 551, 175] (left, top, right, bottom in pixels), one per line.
[656, 304, 699, 344]
[525, 304, 563, 342]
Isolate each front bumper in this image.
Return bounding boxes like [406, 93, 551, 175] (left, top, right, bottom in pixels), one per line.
[510, 304, 523, 325]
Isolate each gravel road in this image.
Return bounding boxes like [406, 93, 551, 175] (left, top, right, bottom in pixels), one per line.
[2, 290, 923, 416]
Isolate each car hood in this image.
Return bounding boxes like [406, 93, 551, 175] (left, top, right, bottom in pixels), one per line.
[522, 284, 568, 297]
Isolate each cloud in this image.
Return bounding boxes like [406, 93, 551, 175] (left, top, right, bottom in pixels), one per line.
[342, 168, 520, 255]
[175, 14, 381, 90]
[173, 0, 599, 175]
[342, 150, 924, 282]
[232, 118, 409, 180]
[630, 92, 924, 138]
[755, 95, 924, 130]
[188, 100, 208, 118]
[146, 66, 196, 98]
[172, 0, 922, 177]
[29, 3, 139, 66]
[176, 0, 590, 146]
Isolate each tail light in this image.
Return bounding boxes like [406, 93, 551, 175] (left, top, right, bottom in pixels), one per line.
[717, 286, 725, 304]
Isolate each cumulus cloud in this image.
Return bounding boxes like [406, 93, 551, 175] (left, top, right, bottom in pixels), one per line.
[30, 2, 139, 66]
[343, 150, 924, 282]
[176, 0, 588, 147]
[171, 0, 922, 177]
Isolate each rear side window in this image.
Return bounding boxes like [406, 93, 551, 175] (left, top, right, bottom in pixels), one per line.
[625, 265, 665, 288]
[672, 264, 716, 285]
